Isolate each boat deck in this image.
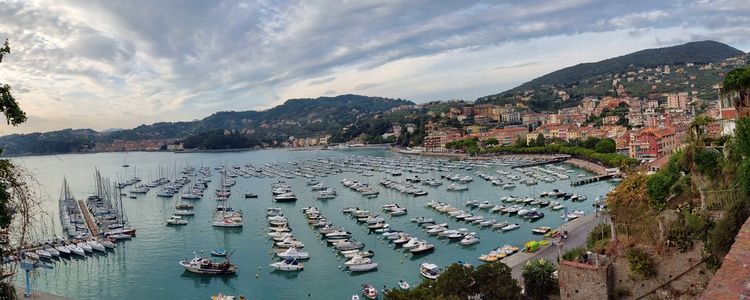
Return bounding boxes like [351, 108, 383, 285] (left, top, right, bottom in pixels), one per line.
[77, 200, 99, 236]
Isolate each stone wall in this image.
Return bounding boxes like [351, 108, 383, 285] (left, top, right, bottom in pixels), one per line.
[559, 260, 611, 300]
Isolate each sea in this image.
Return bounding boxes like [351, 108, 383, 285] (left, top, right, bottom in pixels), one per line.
[9, 148, 617, 299]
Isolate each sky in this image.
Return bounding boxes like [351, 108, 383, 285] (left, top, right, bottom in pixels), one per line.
[0, 0, 748, 134]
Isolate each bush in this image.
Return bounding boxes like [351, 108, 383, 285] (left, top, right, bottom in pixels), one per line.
[562, 247, 587, 261]
[694, 148, 722, 177]
[586, 223, 611, 250]
[594, 139, 616, 153]
[627, 248, 657, 279]
[706, 198, 750, 263]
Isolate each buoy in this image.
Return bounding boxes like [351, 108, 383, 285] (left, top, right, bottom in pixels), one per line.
[255, 273, 259, 278]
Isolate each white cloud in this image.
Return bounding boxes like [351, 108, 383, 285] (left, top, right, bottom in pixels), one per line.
[0, 0, 746, 134]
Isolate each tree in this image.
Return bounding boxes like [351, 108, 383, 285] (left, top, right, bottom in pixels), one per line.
[514, 136, 527, 148]
[522, 259, 559, 299]
[0, 39, 33, 299]
[385, 262, 520, 300]
[594, 138, 616, 153]
[583, 137, 601, 149]
[722, 67, 750, 115]
[475, 262, 522, 300]
[534, 133, 546, 147]
[484, 137, 499, 146]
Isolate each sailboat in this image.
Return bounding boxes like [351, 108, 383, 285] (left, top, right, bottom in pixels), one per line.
[103, 183, 136, 239]
[59, 178, 88, 238]
[212, 172, 243, 228]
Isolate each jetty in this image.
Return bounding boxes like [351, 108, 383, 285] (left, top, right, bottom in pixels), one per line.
[77, 200, 99, 236]
[570, 174, 613, 186]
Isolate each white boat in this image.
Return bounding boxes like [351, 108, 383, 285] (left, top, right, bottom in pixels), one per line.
[460, 234, 480, 246]
[502, 223, 520, 231]
[167, 215, 188, 225]
[345, 255, 378, 272]
[44, 247, 60, 257]
[409, 242, 434, 253]
[100, 239, 116, 249]
[276, 238, 304, 248]
[398, 280, 410, 290]
[179, 254, 237, 275]
[87, 240, 106, 252]
[419, 263, 440, 280]
[77, 242, 93, 253]
[55, 245, 71, 255]
[35, 249, 52, 260]
[402, 238, 419, 249]
[273, 193, 297, 202]
[269, 258, 304, 271]
[67, 244, 86, 256]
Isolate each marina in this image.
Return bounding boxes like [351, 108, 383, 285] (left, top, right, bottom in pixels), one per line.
[9, 148, 617, 299]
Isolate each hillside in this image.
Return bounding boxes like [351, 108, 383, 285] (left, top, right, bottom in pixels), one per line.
[477, 40, 747, 111]
[0, 94, 414, 155]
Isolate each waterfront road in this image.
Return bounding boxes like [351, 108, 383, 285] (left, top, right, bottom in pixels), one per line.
[501, 212, 609, 282]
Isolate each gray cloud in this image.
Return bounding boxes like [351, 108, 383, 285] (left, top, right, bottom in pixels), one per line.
[0, 0, 748, 134]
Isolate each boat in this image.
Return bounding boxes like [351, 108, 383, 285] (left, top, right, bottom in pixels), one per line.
[419, 263, 440, 280]
[44, 247, 60, 258]
[398, 280, 410, 290]
[179, 253, 237, 275]
[67, 244, 86, 256]
[244, 193, 258, 198]
[502, 223, 520, 231]
[211, 248, 227, 256]
[87, 240, 106, 252]
[532, 226, 552, 234]
[55, 245, 71, 256]
[34, 249, 52, 260]
[269, 258, 304, 271]
[167, 215, 188, 226]
[346, 255, 378, 272]
[362, 284, 378, 300]
[460, 234, 480, 246]
[409, 242, 434, 253]
[273, 192, 297, 202]
[77, 242, 93, 253]
[277, 247, 310, 260]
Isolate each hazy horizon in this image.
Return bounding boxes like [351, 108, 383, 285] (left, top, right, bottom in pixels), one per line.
[1, 0, 748, 134]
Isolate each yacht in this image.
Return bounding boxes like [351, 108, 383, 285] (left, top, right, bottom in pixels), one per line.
[273, 192, 297, 202]
[409, 241, 434, 253]
[419, 263, 440, 280]
[502, 223, 520, 231]
[269, 258, 304, 271]
[345, 255, 378, 272]
[460, 234, 480, 246]
[87, 240, 106, 252]
[167, 215, 188, 226]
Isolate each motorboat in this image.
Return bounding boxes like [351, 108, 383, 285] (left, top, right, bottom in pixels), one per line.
[273, 193, 297, 202]
[335, 240, 365, 251]
[167, 215, 188, 226]
[179, 254, 237, 275]
[55, 245, 71, 256]
[342, 250, 374, 258]
[276, 238, 304, 248]
[460, 234, 480, 246]
[409, 242, 434, 253]
[419, 263, 440, 280]
[362, 284, 378, 300]
[398, 280, 410, 290]
[67, 244, 86, 256]
[269, 258, 304, 271]
[502, 223, 520, 231]
[244, 193, 258, 198]
[532, 226, 552, 234]
[346, 255, 378, 272]
[211, 248, 227, 256]
[34, 249, 52, 260]
[478, 201, 493, 209]
[402, 238, 419, 249]
[492, 221, 510, 229]
[44, 246, 60, 258]
[100, 239, 116, 249]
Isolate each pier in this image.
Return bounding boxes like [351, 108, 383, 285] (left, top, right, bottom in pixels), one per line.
[77, 200, 99, 236]
[509, 156, 569, 169]
[570, 174, 613, 186]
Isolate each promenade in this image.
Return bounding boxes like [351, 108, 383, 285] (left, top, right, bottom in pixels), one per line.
[500, 213, 609, 281]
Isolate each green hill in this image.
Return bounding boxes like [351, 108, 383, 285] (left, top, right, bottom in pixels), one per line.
[477, 40, 747, 111]
[0, 94, 413, 155]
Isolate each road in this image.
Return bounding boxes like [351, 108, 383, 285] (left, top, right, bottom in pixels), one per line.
[500, 213, 609, 281]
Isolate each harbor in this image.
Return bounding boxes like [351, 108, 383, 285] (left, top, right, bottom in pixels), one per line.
[8, 148, 618, 299]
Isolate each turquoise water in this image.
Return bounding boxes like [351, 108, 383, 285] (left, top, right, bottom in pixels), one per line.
[10, 149, 616, 299]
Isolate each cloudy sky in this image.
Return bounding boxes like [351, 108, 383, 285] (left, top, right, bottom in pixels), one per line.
[0, 0, 748, 134]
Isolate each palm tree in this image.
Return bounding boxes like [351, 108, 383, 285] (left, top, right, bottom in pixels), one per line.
[690, 115, 714, 143]
[722, 67, 750, 117]
[522, 258, 559, 299]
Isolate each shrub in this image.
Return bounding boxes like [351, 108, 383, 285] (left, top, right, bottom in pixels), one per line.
[562, 247, 587, 261]
[586, 223, 611, 250]
[706, 198, 750, 261]
[627, 248, 656, 279]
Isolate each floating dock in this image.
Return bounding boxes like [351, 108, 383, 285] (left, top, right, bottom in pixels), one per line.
[77, 200, 99, 236]
[570, 174, 613, 186]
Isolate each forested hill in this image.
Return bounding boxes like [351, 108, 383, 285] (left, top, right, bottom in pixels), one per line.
[0, 94, 414, 155]
[477, 40, 747, 111]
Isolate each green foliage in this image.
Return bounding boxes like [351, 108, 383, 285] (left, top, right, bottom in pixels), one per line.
[706, 198, 750, 263]
[483, 137, 499, 146]
[586, 223, 611, 250]
[667, 209, 710, 252]
[693, 148, 722, 177]
[0, 39, 26, 126]
[181, 129, 261, 150]
[522, 259, 559, 300]
[646, 151, 687, 210]
[582, 137, 601, 149]
[514, 136, 527, 148]
[722, 67, 750, 96]
[594, 138, 616, 153]
[562, 247, 587, 261]
[626, 248, 657, 279]
[734, 117, 750, 158]
[384, 262, 521, 300]
[534, 133, 546, 147]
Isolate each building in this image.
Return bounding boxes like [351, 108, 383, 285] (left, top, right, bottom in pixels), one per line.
[666, 92, 689, 110]
[628, 127, 680, 162]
